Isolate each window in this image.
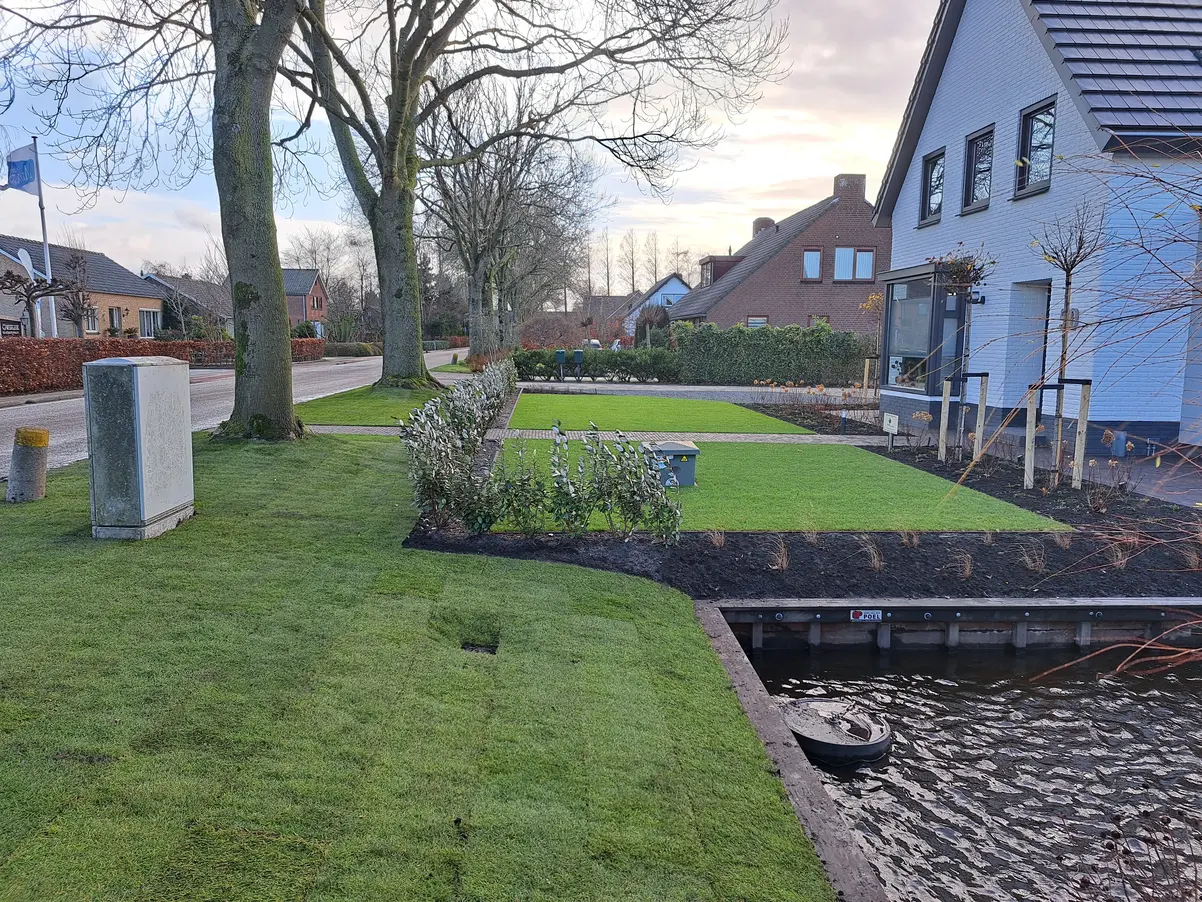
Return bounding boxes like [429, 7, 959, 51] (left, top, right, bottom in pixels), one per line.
[108, 307, 121, 333]
[746, 316, 769, 329]
[886, 278, 934, 388]
[802, 248, 822, 281]
[921, 150, 945, 222]
[700, 262, 713, 287]
[83, 306, 99, 334]
[311, 295, 323, 311]
[1017, 100, 1055, 194]
[834, 247, 855, 281]
[963, 127, 994, 210]
[138, 308, 161, 338]
[808, 315, 829, 327]
[854, 249, 875, 281]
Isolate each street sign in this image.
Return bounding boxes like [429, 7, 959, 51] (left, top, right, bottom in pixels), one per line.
[0, 319, 21, 338]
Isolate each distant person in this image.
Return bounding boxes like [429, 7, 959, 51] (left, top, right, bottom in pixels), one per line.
[610, 338, 622, 352]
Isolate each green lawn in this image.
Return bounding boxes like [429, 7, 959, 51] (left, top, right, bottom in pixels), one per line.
[0, 436, 833, 901]
[503, 440, 1061, 532]
[509, 392, 810, 434]
[296, 385, 441, 426]
[431, 362, 472, 374]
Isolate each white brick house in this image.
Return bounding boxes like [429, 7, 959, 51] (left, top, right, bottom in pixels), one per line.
[874, 0, 1202, 454]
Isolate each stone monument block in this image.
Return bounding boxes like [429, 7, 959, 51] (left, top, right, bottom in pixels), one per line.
[84, 356, 194, 539]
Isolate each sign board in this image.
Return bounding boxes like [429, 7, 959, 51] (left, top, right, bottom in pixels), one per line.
[882, 413, 899, 435]
[850, 609, 883, 623]
[0, 319, 21, 338]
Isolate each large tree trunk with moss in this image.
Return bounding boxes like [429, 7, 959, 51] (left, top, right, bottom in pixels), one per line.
[210, 0, 300, 439]
[372, 168, 431, 387]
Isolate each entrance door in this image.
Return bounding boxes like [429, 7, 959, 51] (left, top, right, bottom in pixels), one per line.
[1004, 282, 1051, 413]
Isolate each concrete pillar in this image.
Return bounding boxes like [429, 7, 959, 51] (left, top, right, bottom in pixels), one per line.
[6, 427, 49, 502]
[1012, 621, 1028, 651]
[1075, 621, 1092, 649]
[877, 624, 892, 651]
[751, 621, 764, 650]
[808, 622, 822, 648]
[946, 623, 960, 649]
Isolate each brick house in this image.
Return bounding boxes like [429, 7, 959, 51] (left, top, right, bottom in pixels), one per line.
[0, 233, 166, 338]
[283, 268, 328, 335]
[668, 175, 891, 334]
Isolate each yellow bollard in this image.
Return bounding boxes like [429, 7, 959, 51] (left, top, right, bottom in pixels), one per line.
[6, 426, 50, 502]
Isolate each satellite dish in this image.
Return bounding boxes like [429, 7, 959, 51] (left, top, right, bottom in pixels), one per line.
[16, 248, 36, 281]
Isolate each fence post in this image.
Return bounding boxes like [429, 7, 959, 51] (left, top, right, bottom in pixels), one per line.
[862, 357, 871, 401]
[1024, 389, 1038, 490]
[938, 380, 952, 462]
[974, 374, 989, 461]
[1071, 381, 1092, 491]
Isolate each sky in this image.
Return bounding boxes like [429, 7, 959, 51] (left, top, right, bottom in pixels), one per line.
[0, 0, 939, 278]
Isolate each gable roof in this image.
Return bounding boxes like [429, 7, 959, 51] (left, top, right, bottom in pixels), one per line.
[282, 268, 320, 296]
[668, 196, 841, 320]
[613, 273, 692, 320]
[580, 293, 635, 323]
[875, 0, 1202, 225]
[144, 272, 233, 319]
[0, 233, 165, 300]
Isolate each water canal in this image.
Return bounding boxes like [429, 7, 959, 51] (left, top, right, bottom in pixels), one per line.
[754, 649, 1202, 902]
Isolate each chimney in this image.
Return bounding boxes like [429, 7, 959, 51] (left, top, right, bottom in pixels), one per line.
[752, 216, 775, 238]
[833, 173, 866, 200]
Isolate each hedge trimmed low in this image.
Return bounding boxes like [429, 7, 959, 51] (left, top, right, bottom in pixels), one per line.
[671, 321, 871, 386]
[0, 337, 325, 395]
[513, 348, 681, 383]
[326, 341, 382, 357]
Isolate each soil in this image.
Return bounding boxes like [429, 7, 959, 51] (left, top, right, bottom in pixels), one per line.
[874, 446, 1195, 529]
[740, 403, 883, 436]
[406, 525, 1202, 600]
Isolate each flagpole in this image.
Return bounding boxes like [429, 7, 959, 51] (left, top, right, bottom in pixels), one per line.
[32, 136, 57, 338]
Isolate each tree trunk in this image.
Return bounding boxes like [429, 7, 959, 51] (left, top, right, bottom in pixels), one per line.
[210, 2, 299, 439]
[372, 158, 430, 387]
[467, 260, 500, 357]
[1052, 274, 1072, 486]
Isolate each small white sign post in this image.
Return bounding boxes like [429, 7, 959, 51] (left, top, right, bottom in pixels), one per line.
[882, 412, 899, 452]
[84, 356, 194, 539]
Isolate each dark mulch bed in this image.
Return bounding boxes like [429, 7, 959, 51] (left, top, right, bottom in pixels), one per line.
[406, 524, 1202, 599]
[740, 403, 882, 436]
[875, 445, 1195, 529]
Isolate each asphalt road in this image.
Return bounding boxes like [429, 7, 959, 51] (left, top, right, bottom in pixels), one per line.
[0, 349, 457, 479]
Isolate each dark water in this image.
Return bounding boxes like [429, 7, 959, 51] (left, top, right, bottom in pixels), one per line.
[755, 650, 1202, 902]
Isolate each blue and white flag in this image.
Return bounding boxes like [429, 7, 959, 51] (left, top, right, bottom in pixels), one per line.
[1, 144, 38, 195]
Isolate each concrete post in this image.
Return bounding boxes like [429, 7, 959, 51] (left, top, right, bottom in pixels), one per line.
[1071, 382, 1092, 491]
[5, 427, 49, 502]
[973, 375, 989, 461]
[808, 622, 822, 648]
[1024, 391, 1039, 490]
[938, 380, 952, 462]
[876, 624, 892, 651]
[751, 621, 764, 650]
[946, 623, 960, 649]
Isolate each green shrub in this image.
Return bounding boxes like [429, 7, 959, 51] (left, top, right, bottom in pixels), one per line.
[511, 348, 681, 384]
[495, 443, 548, 538]
[325, 341, 380, 357]
[670, 321, 872, 386]
[292, 320, 318, 339]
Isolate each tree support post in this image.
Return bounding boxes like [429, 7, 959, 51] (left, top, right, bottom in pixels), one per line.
[938, 380, 953, 462]
[1024, 388, 1039, 490]
[1064, 378, 1093, 490]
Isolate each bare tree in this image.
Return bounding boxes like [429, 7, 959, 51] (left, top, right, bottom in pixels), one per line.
[1, 0, 305, 438]
[283, 226, 345, 280]
[642, 232, 661, 286]
[667, 237, 692, 281]
[56, 228, 95, 337]
[601, 229, 613, 297]
[0, 270, 73, 335]
[618, 229, 639, 296]
[277, 0, 785, 384]
[1033, 202, 1107, 485]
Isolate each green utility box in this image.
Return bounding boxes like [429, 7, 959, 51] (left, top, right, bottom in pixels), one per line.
[651, 440, 700, 487]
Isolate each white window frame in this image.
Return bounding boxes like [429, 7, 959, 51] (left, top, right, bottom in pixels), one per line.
[138, 308, 161, 338]
[745, 315, 769, 329]
[83, 306, 99, 334]
[802, 248, 822, 281]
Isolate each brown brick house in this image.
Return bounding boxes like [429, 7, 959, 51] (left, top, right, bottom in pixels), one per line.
[283, 268, 328, 334]
[669, 175, 890, 333]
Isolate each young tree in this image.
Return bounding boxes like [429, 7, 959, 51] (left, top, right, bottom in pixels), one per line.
[1033, 202, 1107, 485]
[58, 229, 94, 337]
[667, 237, 692, 281]
[601, 229, 613, 297]
[281, 0, 785, 384]
[618, 229, 639, 296]
[0, 270, 73, 334]
[1, 0, 304, 437]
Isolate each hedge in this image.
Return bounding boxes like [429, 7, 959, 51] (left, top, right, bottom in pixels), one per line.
[0, 338, 325, 396]
[670, 321, 871, 386]
[513, 348, 681, 383]
[326, 341, 382, 357]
